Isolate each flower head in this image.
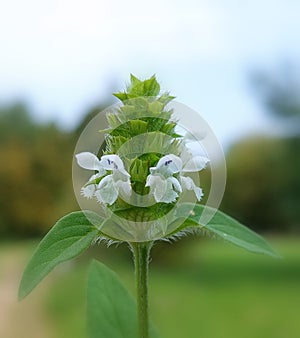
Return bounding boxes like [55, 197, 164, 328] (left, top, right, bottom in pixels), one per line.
[74, 75, 212, 242]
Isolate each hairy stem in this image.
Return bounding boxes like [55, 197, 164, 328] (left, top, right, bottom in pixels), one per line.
[131, 242, 152, 338]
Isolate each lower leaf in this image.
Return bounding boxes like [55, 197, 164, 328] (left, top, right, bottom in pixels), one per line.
[87, 260, 138, 338]
[87, 260, 159, 338]
[19, 210, 102, 300]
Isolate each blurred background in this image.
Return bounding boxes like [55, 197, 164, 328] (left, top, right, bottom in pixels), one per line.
[0, 1, 299, 337]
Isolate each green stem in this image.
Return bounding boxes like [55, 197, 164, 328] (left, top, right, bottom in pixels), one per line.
[131, 242, 152, 338]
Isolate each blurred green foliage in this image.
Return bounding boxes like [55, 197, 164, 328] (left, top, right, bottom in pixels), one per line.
[0, 103, 75, 237]
[222, 65, 300, 233]
[41, 237, 299, 338]
[0, 102, 110, 238]
[222, 136, 300, 232]
[1, 65, 300, 238]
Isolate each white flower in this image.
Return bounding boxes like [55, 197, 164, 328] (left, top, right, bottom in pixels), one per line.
[75, 152, 131, 205]
[146, 154, 182, 203]
[146, 152, 209, 203]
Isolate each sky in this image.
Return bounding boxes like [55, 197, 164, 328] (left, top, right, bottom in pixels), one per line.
[1, 0, 300, 148]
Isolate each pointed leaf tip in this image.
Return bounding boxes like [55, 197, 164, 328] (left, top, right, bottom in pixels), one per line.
[176, 203, 280, 258]
[19, 211, 102, 300]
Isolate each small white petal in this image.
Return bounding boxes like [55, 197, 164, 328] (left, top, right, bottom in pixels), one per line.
[146, 174, 179, 203]
[95, 175, 118, 205]
[145, 175, 152, 187]
[153, 181, 167, 202]
[168, 176, 182, 193]
[81, 184, 96, 199]
[181, 176, 203, 201]
[183, 156, 209, 172]
[146, 174, 167, 202]
[193, 186, 204, 201]
[159, 178, 179, 203]
[151, 154, 182, 176]
[76, 152, 102, 171]
[112, 170, 131, 182]
[99, 155, 130, 176]
[181, 176, 194, 190]
[116, 179, 132, 197]
[145, 174, 155, 187]
[156, 154, 183, 172]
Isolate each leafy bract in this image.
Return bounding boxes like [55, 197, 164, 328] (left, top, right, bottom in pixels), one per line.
[175, 203, 280, 258]
[113, 74, 160, 101]
[19, 210, 102, 300]
[87, 260, 138, 338]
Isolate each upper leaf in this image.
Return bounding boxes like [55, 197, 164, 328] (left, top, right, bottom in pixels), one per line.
[19, 211, 102, 300]
[175, 203, 280, 258]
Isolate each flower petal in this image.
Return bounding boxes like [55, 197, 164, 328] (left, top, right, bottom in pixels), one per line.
[193, 186, 204, 201]
[99, 155, 130, 176]
[182, 156, 209, 172]
[95, 175, 118, 205]
[168, 176, 182, 193]
[181, 176, 203, 201]
[81, 184, 96, 199]
[76, 152, 102, 171]
[146, 174, 167, 202]
[112, 170, 131, 182]
[146, 174, 179, 203]
[159, 178, 179, 203]
[180, 176, 193, 190]
[150, 154, 182, 176]
[116, 179, 132, 197]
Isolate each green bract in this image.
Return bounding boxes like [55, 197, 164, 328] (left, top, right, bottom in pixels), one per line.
[108, 78, 182, 205]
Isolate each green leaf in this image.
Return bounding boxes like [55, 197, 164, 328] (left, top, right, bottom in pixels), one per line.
[122, 75, 161, 98]
[175, 203, 280, 258]
[143, 75, 160, 96]
[87, 260, 138, 338]
[19, 211, 102, 300]
[106, 112, 122, 128]
[117, 132, 180, 159]
[113, 91, 128, 102]
[158, 93, 175, 105]
[129, 119, 149, 135]
[130, 73, 142, 86]
[87, 260, 160, 338]
[106, 135, 128, 153]
[148, 101, 164, 114]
